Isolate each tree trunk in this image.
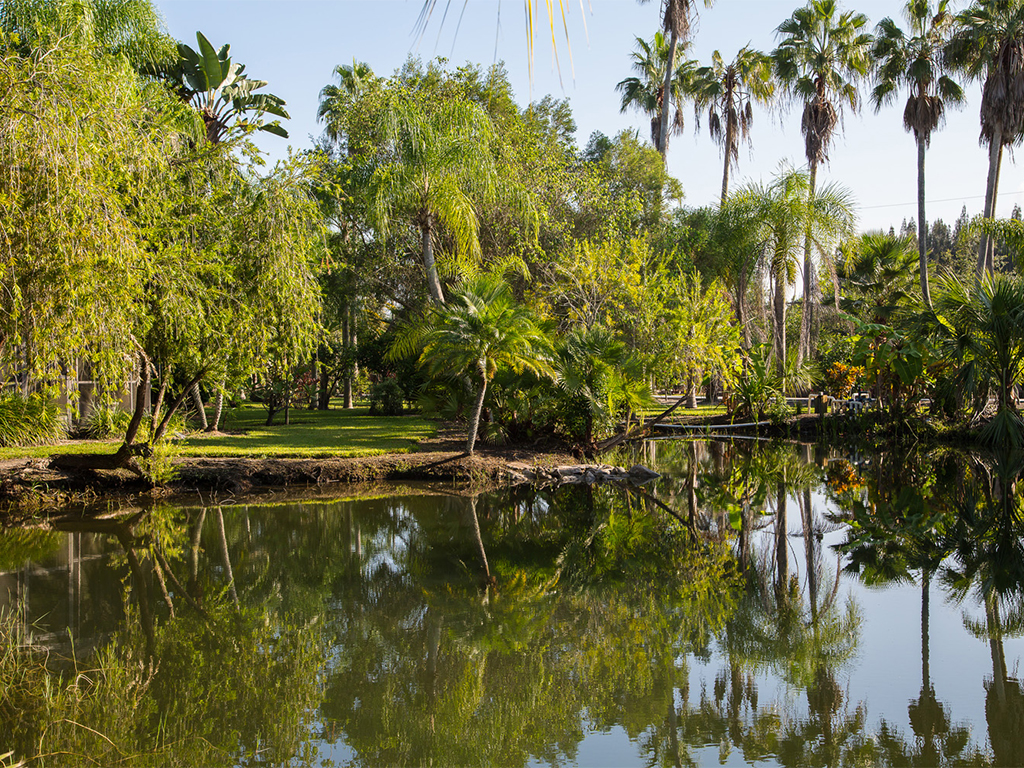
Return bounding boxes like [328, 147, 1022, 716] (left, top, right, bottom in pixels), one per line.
[346, 302, 358, 408]
[191, 382, 208, 430]
[720, 92, 736, 204]
[658, 27, 679, 160]
[466, 372, 488, 454]
[775, 481, 788, 607]
[421, 222, 446, 304]
[153, 369, 207, 443]
[797, 161, 818, 366]
[774, 267, 787, 379]
[215, 507, 238, 606]
[979, 128, 1003, 277]
[123, 351, 150, 447]
[151, 375, 168, 427]
[686, 375, 698, 409]
[208, 386, 224, 432]
[317, 344, 332, 410]
[343, 306, 355, 408]
[916, 135, 932, 308]
[720, 128, 732, 204]
[466, 495, 491, 582]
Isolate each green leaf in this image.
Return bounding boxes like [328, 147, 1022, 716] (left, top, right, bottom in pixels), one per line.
[259, 122, 289, 138]
[196, 31, 225, 90]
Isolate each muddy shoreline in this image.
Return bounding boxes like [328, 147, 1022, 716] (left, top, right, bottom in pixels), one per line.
[0, 443, 579, 524]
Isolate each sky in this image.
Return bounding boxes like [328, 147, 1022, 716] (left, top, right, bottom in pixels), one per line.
[157, 0, 1024, 233]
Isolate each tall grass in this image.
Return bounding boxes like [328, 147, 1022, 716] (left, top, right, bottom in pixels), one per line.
[0, 391, 66, 447]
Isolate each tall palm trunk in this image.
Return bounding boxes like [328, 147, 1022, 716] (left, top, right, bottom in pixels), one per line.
[720, 81, 737, 204]
[978, 128, 1004, 277]
[775, 481, 789, 606]
[421, 220, 446, 304]
[658, 28, 679, 160]
[342, 305, 354, 408]
[797, 162, 818, 366]
[774, 266, 787, 378]
[916, 135, 932, 307]
[720, 125, 733, 204]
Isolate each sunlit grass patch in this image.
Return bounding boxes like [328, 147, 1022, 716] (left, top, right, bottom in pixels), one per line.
[176, 405, 437, 458]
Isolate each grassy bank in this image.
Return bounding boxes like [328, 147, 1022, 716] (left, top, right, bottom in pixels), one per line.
[0, 406, 437, 461]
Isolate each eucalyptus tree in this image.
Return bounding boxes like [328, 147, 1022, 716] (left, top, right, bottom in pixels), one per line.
[945, 0, 1024, 276]
[371, 88, 499, 304]
[773, 0, 872, 363]
[636, 0, 716, 159]
[736, 167, 856, 377]
[872, 1, 964, 307]
[616, 31, 699, 151]
[392, 274, 553, 454]
[692, 46, 776, 203]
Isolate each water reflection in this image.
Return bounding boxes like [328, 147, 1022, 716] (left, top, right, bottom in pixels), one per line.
[0, 441, 1021, 766]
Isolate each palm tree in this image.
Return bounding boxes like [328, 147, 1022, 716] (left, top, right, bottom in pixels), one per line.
[931, 272, 1024, 445]
[835, 231, 920, 325]
[872, 1, 964, 307]
[692, 46, 775, 203]
[773, 0, 872, 364]
[317, 59, 378, 152]
[945, 0, 1024, 276]
[391, 274, 553, 454]
[617, 32, 699, 150]
[636, 0, 716, 159]
[371, 92, 498, 304]
[736, 167, 856, 377]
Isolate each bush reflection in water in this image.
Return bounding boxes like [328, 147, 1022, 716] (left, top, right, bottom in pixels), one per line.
[0, 440, 1022, 766]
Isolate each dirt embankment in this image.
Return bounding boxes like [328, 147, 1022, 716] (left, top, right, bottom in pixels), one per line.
[0, 435, 579, 521]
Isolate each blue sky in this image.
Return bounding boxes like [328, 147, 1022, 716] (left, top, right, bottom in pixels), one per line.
[157, 0, 1022, 233]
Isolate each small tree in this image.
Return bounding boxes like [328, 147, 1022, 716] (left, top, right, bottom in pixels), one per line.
[391, 275, 553, 454]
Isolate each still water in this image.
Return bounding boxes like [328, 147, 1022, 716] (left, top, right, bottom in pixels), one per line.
[1, 439, 1022, 767]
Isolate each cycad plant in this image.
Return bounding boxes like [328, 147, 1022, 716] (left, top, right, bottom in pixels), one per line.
[931, 272, 1024, 445]
[553, 325, 655, 448]
[391, 274, 553, 454]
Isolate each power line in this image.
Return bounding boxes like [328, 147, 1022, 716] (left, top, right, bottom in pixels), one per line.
[860, 189, 1024, 210]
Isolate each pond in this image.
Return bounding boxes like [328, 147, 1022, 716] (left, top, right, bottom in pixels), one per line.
[1, 439, 1022, 767]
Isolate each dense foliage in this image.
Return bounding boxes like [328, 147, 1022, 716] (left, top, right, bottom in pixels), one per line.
[3, 0, 1024, 462]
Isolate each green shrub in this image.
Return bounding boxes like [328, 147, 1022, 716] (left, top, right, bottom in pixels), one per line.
[0, 390, 66, 447]
[77, 401, 134, 439]
[368, 379, 404, 416]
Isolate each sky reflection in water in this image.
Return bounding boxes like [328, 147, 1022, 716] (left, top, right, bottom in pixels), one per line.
[1, 439, 1022, 767]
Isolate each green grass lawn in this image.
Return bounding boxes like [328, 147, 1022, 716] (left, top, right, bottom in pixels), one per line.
[0, 406, 438, 461]
[638, 402, 729, 419]
[177, 405, 437, 458]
